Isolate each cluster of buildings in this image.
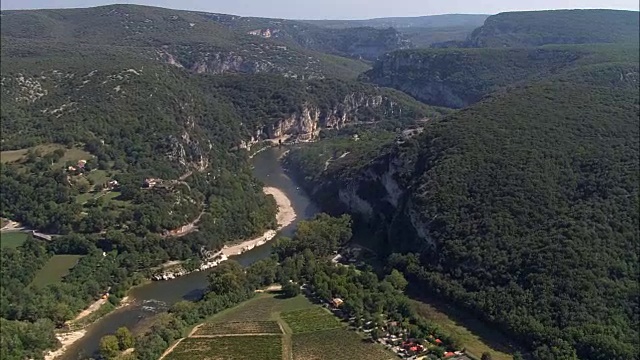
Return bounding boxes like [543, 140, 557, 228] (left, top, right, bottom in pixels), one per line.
[67, 159, 87, 174]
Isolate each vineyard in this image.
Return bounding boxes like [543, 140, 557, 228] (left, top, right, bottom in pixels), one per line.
[163, 336, 283, 360]
[292, 328, 397, 360]
[280, 307, 343, 334]
[193, 321, 283, 336]
[161, 293, 394, 360]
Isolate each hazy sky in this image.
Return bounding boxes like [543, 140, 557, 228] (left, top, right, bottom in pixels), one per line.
[1, 0, 638, 19]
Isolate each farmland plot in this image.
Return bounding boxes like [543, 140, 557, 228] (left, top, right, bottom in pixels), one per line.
[164, 335, 282, 360]
[293, 328, 396, 360]
[193, 321, 282, 336]
[280, 307, 342, 334]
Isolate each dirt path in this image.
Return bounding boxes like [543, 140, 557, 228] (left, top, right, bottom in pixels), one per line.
[221, 187, 296, 257]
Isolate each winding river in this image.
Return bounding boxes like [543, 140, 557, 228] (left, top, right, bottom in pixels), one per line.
[62, 147, 319, 359]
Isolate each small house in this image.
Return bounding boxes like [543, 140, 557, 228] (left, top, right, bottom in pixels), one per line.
[68, 166, 77, 172]
[143, 178, 158, 188]
[444, 352, 455, 358]
[331, 298, 344, 308]
[435, 339, 443, 345]
[77, 159, 87, 169]
[105, 180, 119, 190]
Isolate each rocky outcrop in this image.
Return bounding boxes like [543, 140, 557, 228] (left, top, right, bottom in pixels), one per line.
[253, 94, 399, 142]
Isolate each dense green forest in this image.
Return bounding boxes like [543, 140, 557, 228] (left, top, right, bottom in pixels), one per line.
[285, 59, 640, 359]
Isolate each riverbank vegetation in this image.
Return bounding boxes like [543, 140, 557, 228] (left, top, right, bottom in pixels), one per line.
[99, 214, 468, 360]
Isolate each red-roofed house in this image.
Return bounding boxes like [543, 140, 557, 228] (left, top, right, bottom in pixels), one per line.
[444, 352, 455, 358]
[435, 339, 443, 345]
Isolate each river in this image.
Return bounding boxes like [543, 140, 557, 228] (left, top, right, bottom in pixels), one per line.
[61, 147, 319, 359]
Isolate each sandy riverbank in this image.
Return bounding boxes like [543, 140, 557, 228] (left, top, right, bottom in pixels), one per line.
[221, 187, 296, 257]
[44, 296, 133, 360]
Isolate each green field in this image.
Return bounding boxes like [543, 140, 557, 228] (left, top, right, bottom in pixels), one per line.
[194, 321, 282, 336]
[280, 307, 342, 334]
[0, 144, 92, 165]
[164, 336, 283, 360]
[210, 292, 315, 322]
[292, 328, 396, 360]
[411, 299, 514, 360]
[31, 255, 83, 287]
[0, 232, 29, 249]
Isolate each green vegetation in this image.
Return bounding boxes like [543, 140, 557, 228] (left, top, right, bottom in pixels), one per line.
[164, 336, 283, 360]
[31, 255, 84, 287]
[292, 329, 395, 360]
[210, 293, 315, 323]
[363, 44, 639, 108]
[0, 4, 370, 80]
[0, 232, 29, 248]
[411, 300, 513, 360]
[193, 321, 282, 335]
[287, 59, 640, 359]
[280, 307, 342, 333]
[468, 10, 640, 47]
[121, 215, 443, 359]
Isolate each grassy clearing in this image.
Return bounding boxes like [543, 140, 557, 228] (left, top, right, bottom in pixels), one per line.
[0, 232, 29, 249]
[194, 321, 282, 336]
[86, 170, 110, 186]
[164, 336, 282, 360]
[210, 293, 315, 322]
[31, 255, 83, 287]
[280, 307, 342, 334]
[411, 299, 514, 360]
[0, 149, 29, 163]
[0, 144, 93, 165]
[292, 328, 396, 360]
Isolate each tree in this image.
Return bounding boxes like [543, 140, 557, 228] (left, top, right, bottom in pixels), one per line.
[513, 352, 524, 360]
[282, 282, 301, 298]
[115, 327, 134, 350]
[482, 352, 493, 360]
[99, 335, 120, 359]
[384, 269, 408, 292]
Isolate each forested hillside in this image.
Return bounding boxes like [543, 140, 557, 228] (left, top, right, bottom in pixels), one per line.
[202, 13, 411, 61]
[0, 4, 369, 79]
[305, 14, 489, 48]
[285, 57, 640, 359]
[363, 44, 639, 107]
[468, 9, 639, 47]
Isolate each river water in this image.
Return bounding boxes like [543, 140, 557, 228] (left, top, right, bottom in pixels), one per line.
[63, 147, 318, 359]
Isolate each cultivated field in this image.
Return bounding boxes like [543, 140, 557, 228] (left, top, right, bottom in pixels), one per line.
[31, 255, 83, 287]
[292, 328, 396, 360]
[211, 292, 315, 322]
[163, 292, 395, 360]
[0, 232, 29, 248]
[193, 321, 282, 336]
[280, 307, 342, 334]
[164, 336, 283, 360]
